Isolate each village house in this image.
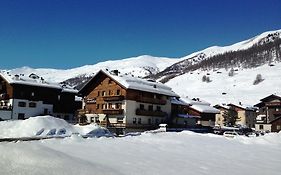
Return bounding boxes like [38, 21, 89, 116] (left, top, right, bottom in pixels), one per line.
[78, 69, 179, 134]
[214, 104, 229, 126]
[214, 103, 256, 128]
[180, 97, 220, 127]
[228, 103, 256, 128]
[0, 71, 79, 122]
[170, 97, 198, 127]
[254, 94, 281, 132]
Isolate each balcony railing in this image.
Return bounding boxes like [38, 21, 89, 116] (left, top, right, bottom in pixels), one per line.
[136, 109, 166, 117]
[103, 95, 124, 101]
[103, 109, 124, 115]
[136, 96, 166, 105]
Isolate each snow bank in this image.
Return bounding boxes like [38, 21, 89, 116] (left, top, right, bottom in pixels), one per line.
[1, 130, 280, 175]
[0, 115, 110, 138]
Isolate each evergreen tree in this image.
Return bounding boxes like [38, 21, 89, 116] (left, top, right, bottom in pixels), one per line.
[223, 107, 238, 126]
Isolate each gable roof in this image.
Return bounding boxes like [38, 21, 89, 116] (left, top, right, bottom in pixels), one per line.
[0, 71, 78, 93]
[79, 69, 179, 97]
[260, 94, 281, 102]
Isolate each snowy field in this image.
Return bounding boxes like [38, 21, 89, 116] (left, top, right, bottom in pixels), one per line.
[166, 62, 281, 105]
[0, 117, 280, 175]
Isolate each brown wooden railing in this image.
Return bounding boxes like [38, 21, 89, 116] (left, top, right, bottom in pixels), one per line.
[103, 95, 124, 101]
[103, 109, 124, 115]
[136, 109, 166, 117]
[136, 96, 166, 105]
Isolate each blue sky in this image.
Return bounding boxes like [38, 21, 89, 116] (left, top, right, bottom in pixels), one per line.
[0, 0, 280, 69]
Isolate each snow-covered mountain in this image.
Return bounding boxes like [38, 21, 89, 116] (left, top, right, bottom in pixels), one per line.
[7, 55, 180, 83]
[3, 29, 281, 105]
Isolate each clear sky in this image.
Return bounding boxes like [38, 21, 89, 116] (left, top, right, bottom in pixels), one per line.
[0, 0, 280, 69]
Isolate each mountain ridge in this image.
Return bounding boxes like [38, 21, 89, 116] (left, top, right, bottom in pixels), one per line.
[2, 29, 281, 105]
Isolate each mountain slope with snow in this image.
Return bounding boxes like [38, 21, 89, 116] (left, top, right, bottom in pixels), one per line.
[166, 62, 281, 105]
[7, 55, 180, 83]
[2, 29, 281, 105]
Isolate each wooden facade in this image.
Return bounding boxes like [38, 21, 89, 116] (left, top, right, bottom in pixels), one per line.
[79, 70, 177, 134]
[255, 94, 281, 123]
[255, 94, 281, 132]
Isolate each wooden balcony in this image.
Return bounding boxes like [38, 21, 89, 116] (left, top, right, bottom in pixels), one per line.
[100, 122, 126, 128]
[136, 109, 167, 117]
[103, 95, 124, 101]
[136, 96, 166, 105]
[103, 109, 124, 115]
[77, 109, 90, 115]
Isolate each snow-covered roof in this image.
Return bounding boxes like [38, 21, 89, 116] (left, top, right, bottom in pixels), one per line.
[0, 71, 78, 93]
[228, 103, 257, 111]
[180, 97, 211, 106]
[83, 69, 179, 97]
[181, 97, 220, 113]
[190, 104, 220, 114]
[171, 97, 190, 106]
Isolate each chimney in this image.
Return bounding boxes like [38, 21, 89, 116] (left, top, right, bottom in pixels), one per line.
[113, 70, 119, 76]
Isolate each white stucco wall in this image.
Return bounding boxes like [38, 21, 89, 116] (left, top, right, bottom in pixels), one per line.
[124, 99, 171, 125]
[11, 99, 53, 119]
[0, 110, 12, 120]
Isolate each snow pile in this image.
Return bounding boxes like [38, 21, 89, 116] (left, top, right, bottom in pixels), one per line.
[0, 115, 110, 138]
[0, 131, 280, 175]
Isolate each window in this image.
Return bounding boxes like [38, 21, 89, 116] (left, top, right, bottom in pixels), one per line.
[156, 106, 161, 111]
[18, 113, 25, 120]
[138, 118, 141, 124]
[102, 91, 106, 96]
[276, 108, 280, 111]
[97, 91, 100, 96]
[133, 118, 137, 124]
[148, 105, 153, 111]
[18, 101, 26, 107]
[115, 103, 121, 109]
[58, 95, 60, 100]
[108, 103, 112, 109]
[31, 92, 35, 97]
[109, 80, 113, 84]
[259, 125, 264, 130]
[29, 102, 36, 108]
[277, 125, 281, 130]
[148, 118, 152, 124]
[140, 104, 145, 110]
[108, 90, 111, 96]
[96, 104, 100, 109]
[44, 108, 49, 115]
[116, 89, 121, 95]
[155, 118, 159, 124]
